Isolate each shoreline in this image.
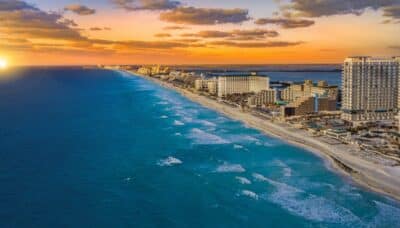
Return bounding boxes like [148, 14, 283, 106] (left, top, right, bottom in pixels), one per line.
[123, 70, 400, 201]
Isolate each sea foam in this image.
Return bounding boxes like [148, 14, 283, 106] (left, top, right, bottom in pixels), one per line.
[241, 190, 259, 200]
[188, 128, 230, 145]
[233, 144, 244, 149]
[197, 120, 217, 127]
[252, 173, 361, 225]
[236, 176, 251, 185]
[370, 201, 400, 227]
[275, 160, 292, 177]
[216, 163, 245, 173]
[157, 157, 183, 167]
[173, 120, 185, 126]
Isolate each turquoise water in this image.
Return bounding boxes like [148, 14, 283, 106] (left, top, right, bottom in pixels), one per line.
[0, 68, 399, 227]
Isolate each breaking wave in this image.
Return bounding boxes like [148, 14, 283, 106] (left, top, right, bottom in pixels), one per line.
[173, 120, 185, 126]
[157, 156, 183, 167]
[188, 128, 230, 145]
[216, 163, 245, 173]
[156, 101, 169, 105]
[241, 190, 259, 200]
[252, 173, 361, 225]
[233, 144, 244, 149]
[197, 120, 217, 127]
[275, 160, 292, 177]
[236, 176, 251, 185]
[369, 201, 400, 226]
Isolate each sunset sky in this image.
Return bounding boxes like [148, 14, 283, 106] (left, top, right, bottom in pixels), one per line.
[1, 0, 399, 65]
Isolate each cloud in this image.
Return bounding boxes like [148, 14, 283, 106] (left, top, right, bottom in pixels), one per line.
[0, 0, 202, 53]
[0, 0, 36, 11]
[0, 37, 33, 51]
[64, 4, 96, 15]
[254, 17, 315, 28]
[163, 25, 188, 30]
[0, 4, 83, 40]
[232, 29, 279, 38]
[180, 29, 279, 41]
[282, 0, 399, 18]
[154, 33, 172, 37]
[111, 0, 180, 11]
[382, 5, 400, 22]
[189, 31, 231, 38]
[62, 18, 78, 27]
[114, 40, 191, 49]
[389, 45, 400, 49]
[0, 0, 105, 55]
[160, 7, 250, 25]
[208, 40, 304, 48]
[90, 27, 103, 31]
[0, 0, 307, 59]
[172, 38, 200, 43]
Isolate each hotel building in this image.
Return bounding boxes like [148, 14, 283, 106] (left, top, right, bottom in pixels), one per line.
[281, 94, 337, 118]
[341, 57, 399, 124]
[194, 78, 218, 95]
[281, 80, 338, 102]
[398, 57, 400, 131]
[217, 73, 270, 97]
[247, 89, 277, 107]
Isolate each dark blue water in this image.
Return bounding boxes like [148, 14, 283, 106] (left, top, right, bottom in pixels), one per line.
[266, 72, 341, 86]
[0, 68, 398, 227]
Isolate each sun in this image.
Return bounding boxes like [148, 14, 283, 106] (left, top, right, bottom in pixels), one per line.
[0, 59, 7, 69]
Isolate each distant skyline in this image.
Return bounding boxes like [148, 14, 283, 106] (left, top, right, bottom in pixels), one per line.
[1, 0, 400, 66]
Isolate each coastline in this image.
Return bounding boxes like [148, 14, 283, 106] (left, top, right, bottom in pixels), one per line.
[123, 70, 400, 201]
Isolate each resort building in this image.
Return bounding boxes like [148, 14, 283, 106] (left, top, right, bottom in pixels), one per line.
[341, 57, 399, 124]
[217, 73, 269, 97]
[137, 65, 169, 76]
[247, 89, 277, 107]
[137, 66, 151, 75]
[207, 80, 218, 95]
[281, 94, 337, 118]
[194, 78, 218, 95]
[398, 57, 400, 132]
[281, 80, 338, 102]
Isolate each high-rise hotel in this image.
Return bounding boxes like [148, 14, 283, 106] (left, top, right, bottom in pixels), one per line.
[341, 56, 400, 125]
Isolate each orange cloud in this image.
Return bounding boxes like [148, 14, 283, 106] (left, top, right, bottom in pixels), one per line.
[160, 7, 250, 25]
[64, 4, 96, 15]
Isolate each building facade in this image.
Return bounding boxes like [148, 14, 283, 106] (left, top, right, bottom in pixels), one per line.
[217, 74, 269, 97]
[341, 57, 399, 124]
[281, 80, 338, 102]
[281, 95, 337, 118]
[194, 78, 218, 95]
[247, 89, 277, 107]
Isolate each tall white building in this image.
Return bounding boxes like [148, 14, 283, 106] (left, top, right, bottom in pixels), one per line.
[217, 73, 269, 97]
[398, 57, 400, 131]
[341, 56, 399, 124]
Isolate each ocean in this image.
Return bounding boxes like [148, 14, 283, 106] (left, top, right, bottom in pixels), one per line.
[266, 71, 341, 86]
[0, 68, 399, 227]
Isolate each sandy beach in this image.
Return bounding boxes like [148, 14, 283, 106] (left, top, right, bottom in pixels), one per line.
[127, 71, 400, 201]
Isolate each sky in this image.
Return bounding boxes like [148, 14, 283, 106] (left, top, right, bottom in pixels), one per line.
[0, 0, 399, 66]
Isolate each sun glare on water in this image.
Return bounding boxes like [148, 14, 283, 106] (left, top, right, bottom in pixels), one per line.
[0, 59, 7, 69]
